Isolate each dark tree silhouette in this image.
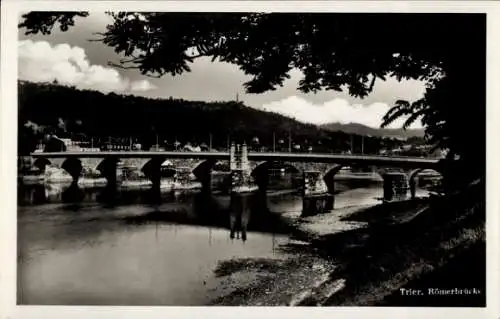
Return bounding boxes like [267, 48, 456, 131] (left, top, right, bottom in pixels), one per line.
[19, 12, 486, 187]
[19, 12, 88, 34]
[44, 137, 67, 152]
[19, 81, 390, 155]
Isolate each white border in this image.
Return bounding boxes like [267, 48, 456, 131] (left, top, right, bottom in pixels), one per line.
[2, 1, 500, 319]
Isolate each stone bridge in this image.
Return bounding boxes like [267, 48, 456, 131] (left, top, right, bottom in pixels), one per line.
[28, 143, 441, 215]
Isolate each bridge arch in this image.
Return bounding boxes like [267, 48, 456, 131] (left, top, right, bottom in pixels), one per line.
[322, 165, 345, 193]
[249, 161, 268, 175]
[191, 159, 217, 180]
[322, 164, 387, 180]
[33, 157, 51, 171]
[409, 168, 442, 181]
[140, 157, 166, 178]
[408, 168, 443, 192]
[191, 159, 230, 176]
[61, 157, 83, 180]
[96, 157, 121, 174]
[250, 161, 302, 177]
[250, 161, 302, 190]
[322, 165, 346, 181]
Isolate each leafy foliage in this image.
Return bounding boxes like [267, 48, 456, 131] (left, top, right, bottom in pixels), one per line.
[18, 12, 486, 186]
[19, 12, 88, 35]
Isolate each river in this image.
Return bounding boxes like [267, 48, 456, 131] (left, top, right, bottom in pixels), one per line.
[17, 178, 408, 305]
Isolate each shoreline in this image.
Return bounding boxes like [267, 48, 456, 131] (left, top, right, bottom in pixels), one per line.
[209, 194, 485, 306]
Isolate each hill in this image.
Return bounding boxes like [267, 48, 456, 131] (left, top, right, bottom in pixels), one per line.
[18, 81, 403, 155]
[320, 122, 425, 139]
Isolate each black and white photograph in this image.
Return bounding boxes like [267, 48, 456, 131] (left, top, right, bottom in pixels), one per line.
[1, 1, 499, 317]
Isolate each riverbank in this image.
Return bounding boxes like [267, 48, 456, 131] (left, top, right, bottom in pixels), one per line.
[210, 183, 485, 306]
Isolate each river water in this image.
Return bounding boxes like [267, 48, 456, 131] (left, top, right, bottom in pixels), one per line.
[17, 178, 395, 305]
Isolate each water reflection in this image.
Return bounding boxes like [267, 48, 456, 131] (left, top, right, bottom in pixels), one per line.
[19, 181, 295, 241]
[17, 177, 394, 305]
[61, 182, 85, 203]
[18, 179, 388, 234]
[229, 193, 251, 241]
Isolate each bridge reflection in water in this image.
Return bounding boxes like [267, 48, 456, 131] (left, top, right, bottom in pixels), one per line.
[17, 176, 387, 240]
[18, 180, 297, 240]
[18, 175, 434, 305]
[17, 184, 292, 305]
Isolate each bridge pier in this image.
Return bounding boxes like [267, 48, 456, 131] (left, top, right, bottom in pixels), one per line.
[409, 176, 417, 199]
[382, 172, 410, 202]
[253, 173, 269, 194]
[229, 143, 257, 194]
[149, 159, 163, 198]
[302, 171, 333, 217]
[192, 160, 215, 194]
[230, 170, 257, 193]
[199, 173, 212, 193]
[323, 173, 336, 211]
[228, 144, 257, 241]
[71, 173, 81, 184]
[97, 157, 120, 195]
[61, 158, 83, 184]
[173, 168, 196, 191]
[33, 157, 50, 174]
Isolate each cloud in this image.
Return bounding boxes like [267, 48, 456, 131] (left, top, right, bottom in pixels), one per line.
[130, 79, 157, 92]
[258, 95, 423, 129]
[18, 39, 156, 94]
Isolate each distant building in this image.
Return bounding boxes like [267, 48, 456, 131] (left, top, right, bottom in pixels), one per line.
[149, 145, 165, 152]
[402, 144, 412, 151]
[199, 143, 209, 151]
[182, 143, 201, 152]
[430, 148, 448, 159]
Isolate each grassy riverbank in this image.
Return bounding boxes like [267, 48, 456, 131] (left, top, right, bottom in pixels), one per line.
[318, 191, 485, 306]
[210, 181, 485, 307]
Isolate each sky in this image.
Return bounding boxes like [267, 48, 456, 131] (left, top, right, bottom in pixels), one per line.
[18, 12, 427, 129]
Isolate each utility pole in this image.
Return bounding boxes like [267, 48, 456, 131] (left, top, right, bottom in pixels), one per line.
[273, 132, 276, 153]
[288, 130, 292, 153]
[209, 133, 212, 151]
[361, 135, 364, 155]
[350, 134, 354, 154]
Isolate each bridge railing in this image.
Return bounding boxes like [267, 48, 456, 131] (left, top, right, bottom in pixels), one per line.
[31, 148, 441, 159]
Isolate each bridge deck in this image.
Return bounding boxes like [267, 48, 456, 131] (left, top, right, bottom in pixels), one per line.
[30, 151, 439, 169]
[31, 151, 228, 159]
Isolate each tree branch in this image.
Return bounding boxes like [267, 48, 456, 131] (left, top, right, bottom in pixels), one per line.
[143, 72, 166, 79]
[87, 32, 108, 42]
[107, 61, 141, 70]
[119, 56, 141, 64]
[369, 73, 376, 91]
